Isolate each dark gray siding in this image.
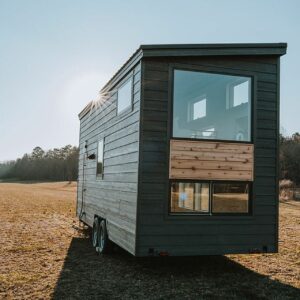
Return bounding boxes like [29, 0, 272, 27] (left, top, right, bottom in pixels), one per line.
[136, 56, 279, 256]
[77, 62, 141, 255]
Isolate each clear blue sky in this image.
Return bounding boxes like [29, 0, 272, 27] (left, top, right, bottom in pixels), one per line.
[0, 0, 299, 161]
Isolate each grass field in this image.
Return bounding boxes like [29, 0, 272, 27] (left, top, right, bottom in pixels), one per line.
[0, 182, 299, 299]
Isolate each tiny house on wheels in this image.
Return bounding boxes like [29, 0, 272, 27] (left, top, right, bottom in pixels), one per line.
[77, 43, 287, 256]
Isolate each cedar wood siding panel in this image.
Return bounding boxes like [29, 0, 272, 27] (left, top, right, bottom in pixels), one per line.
[77, 62, 141, 255]
[169, 140, 254, 181]
[136, 56, 278, 256]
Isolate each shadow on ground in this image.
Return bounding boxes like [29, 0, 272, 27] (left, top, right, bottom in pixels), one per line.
[53, 231, 299, 300]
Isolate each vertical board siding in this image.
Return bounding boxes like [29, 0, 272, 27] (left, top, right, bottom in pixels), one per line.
[77, 63, 141, 255]
[136, 56, 279, 256]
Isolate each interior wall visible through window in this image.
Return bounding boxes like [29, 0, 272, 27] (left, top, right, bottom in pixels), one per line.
[173, 69, 252, 142]
[170, 181, 250, 214]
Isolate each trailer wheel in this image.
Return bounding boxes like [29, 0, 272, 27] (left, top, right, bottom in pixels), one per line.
[97, 220, 112, 254]
[92, 217, 99, 248]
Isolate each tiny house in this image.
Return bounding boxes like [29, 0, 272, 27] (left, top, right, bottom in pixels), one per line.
[77, 43, 287, 256]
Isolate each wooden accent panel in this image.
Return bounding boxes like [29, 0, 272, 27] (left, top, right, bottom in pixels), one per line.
[169, 140, 254, 181]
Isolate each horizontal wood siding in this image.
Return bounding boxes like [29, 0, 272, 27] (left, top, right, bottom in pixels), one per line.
[77, 62, 141, 255]
[136, 55, 279, 256]
[169, 140, 254, 181]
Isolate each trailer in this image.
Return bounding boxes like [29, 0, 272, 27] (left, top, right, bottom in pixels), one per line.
[77, 43, 287, 256]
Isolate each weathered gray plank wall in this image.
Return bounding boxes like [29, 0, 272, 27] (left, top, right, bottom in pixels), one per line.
[136, 56, 279, 256]
[77, 62, 141, 255]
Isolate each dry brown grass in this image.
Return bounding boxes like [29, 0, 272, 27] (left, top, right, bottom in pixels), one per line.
[0, 182, 78, 299]
[0, 182, 299, 299]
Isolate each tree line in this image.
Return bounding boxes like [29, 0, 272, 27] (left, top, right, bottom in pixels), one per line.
[0, 145, 79, 181]
[0, 132, 300, 184]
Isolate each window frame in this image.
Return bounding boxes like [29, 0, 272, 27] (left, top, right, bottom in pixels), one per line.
[170, 180, 211, 215]
[170, 67, 254, 144]
[96, 138, 104, 179]
[169, 179, 252, 216]
[211, 180, 252, 216]
[116, 76, 134, 116]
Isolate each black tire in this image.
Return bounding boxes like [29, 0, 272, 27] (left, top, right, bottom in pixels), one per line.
[92, 217, 99, 248]
[97, 219, 112, 254]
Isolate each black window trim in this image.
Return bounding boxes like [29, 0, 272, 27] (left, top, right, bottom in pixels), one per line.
[169, 180, 211, 216]
[170, 66, 255, 145]
[116, 75, 134, 117]
[211, 180, 252, 216]
[168, 179, 252, 217]
[165, 64, 256, 219]
[96, 138, 105, 180]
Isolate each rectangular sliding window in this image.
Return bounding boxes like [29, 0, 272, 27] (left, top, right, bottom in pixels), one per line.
[212, 182, 249, 213]
[170, 182, 209, 213]
[173, 70, 251, 142]
[170, 181, 250, 215]
[117, 78, 132, 115]
[96, 139, 104, 177]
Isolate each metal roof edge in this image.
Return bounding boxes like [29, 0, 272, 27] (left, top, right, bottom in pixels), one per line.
[140, 43, 287, 50]
[141, 43, 287, 57]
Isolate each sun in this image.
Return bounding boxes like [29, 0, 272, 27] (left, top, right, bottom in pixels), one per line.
[59, 70, 109, 117]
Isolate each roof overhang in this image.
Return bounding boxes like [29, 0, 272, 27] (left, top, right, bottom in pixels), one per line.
[79, 43, 287, 119]
[141, 43, 287, 57]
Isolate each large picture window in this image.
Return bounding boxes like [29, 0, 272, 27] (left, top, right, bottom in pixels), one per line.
[170, 181, 250, 215]
[173, 70, 251, 142]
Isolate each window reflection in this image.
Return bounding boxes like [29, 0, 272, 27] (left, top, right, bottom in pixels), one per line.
[170, 181, 250, 214]
[173, 70, 251, 141]
[171, 182, 209, 213]
[212, 182, 249, 213]
[117, 78, 132, 114]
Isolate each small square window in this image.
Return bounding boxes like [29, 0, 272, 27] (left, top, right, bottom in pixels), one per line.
[117, 78, 132, 115]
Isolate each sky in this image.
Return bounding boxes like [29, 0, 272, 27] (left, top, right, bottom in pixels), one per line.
[0, 0, 299, 161]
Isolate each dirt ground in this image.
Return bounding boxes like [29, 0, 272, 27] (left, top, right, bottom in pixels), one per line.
[0, 182, 299, 299]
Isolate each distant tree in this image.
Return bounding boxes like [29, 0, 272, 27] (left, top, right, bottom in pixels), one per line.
[280, 133, 300, 185]
[0, 161, 15, 178]
[0, 145, 79, 181]
[31, 147, 45, 160]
